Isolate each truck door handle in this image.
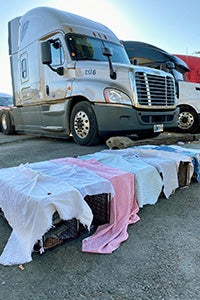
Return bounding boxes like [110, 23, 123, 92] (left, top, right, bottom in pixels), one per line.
[46, 85, 49, 95]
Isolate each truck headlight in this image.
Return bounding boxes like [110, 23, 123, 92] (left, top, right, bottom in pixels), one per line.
[104, 88, 132, 105]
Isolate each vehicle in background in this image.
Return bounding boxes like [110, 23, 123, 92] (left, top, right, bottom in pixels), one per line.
[2, 7, 178, 146]
[0, 93, 13, 108]
[174, 54, 200, 84]
[0, 93, 13, 132]
[123, 41, 200, 133]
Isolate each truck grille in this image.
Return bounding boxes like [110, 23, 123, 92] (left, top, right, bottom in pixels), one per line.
[135, 72, 175, 106]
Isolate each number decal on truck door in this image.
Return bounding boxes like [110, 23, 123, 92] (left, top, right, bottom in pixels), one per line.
[85, 69, 96, 76]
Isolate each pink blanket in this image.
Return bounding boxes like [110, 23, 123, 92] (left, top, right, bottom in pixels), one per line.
[52, 157, 140, 254]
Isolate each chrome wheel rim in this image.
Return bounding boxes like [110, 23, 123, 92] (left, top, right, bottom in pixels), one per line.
[178, 111, 194, 129]
[74, 110, 90, 139]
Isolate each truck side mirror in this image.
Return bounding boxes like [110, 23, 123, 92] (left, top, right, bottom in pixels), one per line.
[56, 67, 64, 76]
[41, 41, 64, 76]
[166, 61, 175, 70]
[132, 58, 139, 65]
[102, 47, 113, 57]
[41, 41, 52, 65]
[102, 47, 116, 80]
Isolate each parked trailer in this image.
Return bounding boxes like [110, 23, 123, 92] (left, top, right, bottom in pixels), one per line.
[2, 7, 178, 145]
[123, 40, 200, 133]
[174, 54, 200, 84]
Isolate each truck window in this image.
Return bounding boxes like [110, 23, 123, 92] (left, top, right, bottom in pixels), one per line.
[20, 52, 29, 82]
[50, 39, 64, 67]
[66, 34, 129, 65]
[21, 58, 27, 79]
[67, 35, 94, 60]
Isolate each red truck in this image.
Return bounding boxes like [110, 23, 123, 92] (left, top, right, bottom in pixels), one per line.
[174, 54, 200, 84]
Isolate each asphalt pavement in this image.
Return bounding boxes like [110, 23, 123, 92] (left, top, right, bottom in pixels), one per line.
[0, 132, 200, 300]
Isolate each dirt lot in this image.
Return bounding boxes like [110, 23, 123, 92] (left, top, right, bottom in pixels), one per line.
[1, 132, 200, 300]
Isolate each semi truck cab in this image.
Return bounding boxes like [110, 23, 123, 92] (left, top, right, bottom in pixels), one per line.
[3, 7, 178, 145]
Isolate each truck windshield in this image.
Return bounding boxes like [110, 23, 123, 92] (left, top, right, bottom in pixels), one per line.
[66, 34, 130, 65]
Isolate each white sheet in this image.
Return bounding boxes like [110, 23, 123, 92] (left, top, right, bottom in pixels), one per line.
[135, 145, 194, 184]
[103, 148, 179, 198]
[29, 160, 115, 197]
[80, 152, 163, 208]
[0, 165, 93, 265]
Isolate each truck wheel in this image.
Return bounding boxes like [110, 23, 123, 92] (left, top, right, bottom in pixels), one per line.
[70, 101, 101, 146]
[177, 106, 199, 133]
[1, 110, 15, 135]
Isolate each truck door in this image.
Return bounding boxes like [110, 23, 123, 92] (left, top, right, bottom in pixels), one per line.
[17, 49, 43, 131]
[41, 35, 69, 129]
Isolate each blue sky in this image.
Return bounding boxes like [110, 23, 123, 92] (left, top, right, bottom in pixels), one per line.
[1, 0, 200, 94]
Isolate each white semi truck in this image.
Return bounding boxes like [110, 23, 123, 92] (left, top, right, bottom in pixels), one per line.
[123, 40, 200, 134]
[2, 7, 178, 145]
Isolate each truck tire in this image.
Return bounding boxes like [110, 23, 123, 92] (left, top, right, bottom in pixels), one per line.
[1, 110, 15, 135]
[70, 101, 101, 146]
[177, 106, 199, 133]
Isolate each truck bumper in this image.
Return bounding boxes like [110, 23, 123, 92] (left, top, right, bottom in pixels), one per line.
[93, 104, 179, 135]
